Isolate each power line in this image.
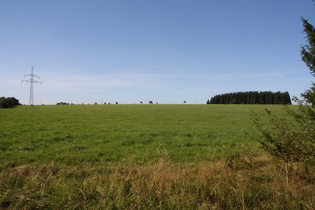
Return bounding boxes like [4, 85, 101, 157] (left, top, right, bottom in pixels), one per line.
[21, 66, 42, 107]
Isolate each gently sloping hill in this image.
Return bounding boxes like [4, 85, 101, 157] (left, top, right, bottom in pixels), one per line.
[0, 104, 289, 165]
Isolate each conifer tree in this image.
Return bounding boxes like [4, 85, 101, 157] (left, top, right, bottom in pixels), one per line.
[301, 17, 315, 105]
[252, 3, 315, 182]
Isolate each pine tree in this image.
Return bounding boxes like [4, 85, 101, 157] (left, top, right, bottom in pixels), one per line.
[301, 17, 315, 105]
[252, 4, 315, 182]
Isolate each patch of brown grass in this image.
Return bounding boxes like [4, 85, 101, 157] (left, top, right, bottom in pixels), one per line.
[1, 154, 315, 209]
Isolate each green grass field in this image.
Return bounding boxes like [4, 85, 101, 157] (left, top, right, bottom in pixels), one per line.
[0, 104, 281, 165]
[1, 104, 314, 209]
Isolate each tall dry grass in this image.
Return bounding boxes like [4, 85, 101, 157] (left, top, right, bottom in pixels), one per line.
[1, 153, 315, 209]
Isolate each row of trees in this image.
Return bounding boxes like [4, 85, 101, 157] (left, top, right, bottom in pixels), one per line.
[207, 91, 291, 105]
[0, 97, 20, 108]
[56, 102, 120, 105]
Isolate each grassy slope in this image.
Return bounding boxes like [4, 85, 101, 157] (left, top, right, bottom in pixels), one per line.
[1, 104, 315, 209]
[0, 104, 283, 165]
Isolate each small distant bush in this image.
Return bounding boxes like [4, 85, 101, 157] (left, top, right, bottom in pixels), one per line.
[56, 102, 69, 105]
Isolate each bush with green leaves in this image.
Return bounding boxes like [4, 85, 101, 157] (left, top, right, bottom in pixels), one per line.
[252, 105, 315, 184]
[287, 100, 315, 170]
[251, 109, 300, 185]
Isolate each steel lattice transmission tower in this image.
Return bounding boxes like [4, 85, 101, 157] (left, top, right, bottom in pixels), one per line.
[22, 66, 42, 107]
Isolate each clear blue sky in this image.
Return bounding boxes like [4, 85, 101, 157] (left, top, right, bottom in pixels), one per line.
[1, 0, 314, 104]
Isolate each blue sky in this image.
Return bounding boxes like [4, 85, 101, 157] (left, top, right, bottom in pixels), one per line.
[1, 0, 314, 104]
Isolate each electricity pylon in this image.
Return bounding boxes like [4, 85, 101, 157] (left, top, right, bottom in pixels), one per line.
[22, 66, 42, 107]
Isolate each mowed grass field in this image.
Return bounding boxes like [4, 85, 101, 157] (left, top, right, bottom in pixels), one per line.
[1, 104, 276, 165]
[1, 104, 315, 209]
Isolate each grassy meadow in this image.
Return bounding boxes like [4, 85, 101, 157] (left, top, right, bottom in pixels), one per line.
[0, 104, 266, 165]
[1, 104, 314, 209]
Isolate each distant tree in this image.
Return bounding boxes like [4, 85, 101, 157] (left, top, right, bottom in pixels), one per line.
[56, 102, 69, 105]
[116, 102, 118, 104]
[140, 101, 143, 104]
[0, 97, 20, 108]
[149, 101, 153, 104]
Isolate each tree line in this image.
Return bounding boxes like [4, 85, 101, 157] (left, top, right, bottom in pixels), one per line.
[0, 97, 20, 108]
[207, 91, 291, 105]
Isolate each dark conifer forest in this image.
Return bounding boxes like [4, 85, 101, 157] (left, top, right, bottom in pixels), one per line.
[207, 91, 291, 105]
